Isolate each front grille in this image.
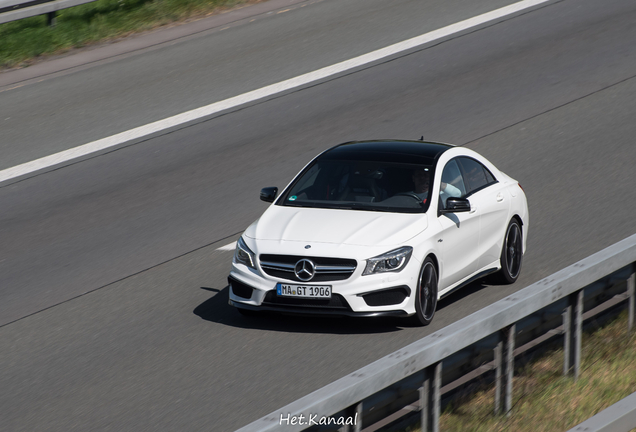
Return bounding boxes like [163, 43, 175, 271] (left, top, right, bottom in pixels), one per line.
[259, 254, 357, 282]
[262, 290, 351, 311]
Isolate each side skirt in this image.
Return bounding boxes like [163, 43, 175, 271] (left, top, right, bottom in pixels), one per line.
[439, 267, 499, 300]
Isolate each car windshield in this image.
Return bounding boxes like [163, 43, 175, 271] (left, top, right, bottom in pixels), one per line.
[279, 159, 433, 213]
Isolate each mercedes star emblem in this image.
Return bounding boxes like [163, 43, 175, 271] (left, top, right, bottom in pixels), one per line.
[294, 259, 316, 281]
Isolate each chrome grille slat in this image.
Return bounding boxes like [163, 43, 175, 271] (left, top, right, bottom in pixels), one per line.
[261, 262, 295, 271]
[261, 267, 295, 273]
[315, 265, 356, 272]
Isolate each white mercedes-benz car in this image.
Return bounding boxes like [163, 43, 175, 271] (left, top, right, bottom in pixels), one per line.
[228, 140, 528, 325]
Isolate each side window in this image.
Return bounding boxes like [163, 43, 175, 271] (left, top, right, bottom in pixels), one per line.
[439, 159, 466, 208]
[458, 157, 496, 194]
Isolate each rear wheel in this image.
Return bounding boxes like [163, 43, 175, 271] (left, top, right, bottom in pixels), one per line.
[412, 257, 438, 326]
[496, 219, 523, 284]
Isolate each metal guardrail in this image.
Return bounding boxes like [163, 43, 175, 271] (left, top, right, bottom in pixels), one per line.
[0, 0, 97, 26]
[236, 233, 636, 432]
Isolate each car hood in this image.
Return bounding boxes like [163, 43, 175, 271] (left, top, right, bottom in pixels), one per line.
[244, 205, 427, 247]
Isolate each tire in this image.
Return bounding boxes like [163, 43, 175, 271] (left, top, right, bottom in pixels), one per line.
[412, 257, 438, 326]
[496, 219, 523, 284]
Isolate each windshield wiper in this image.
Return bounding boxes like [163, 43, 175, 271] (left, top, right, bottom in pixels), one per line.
[283, 202, 320, 208]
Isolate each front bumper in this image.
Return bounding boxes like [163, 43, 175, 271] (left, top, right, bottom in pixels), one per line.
[229, 297, 409, 317]
[228, 255, 419, 317]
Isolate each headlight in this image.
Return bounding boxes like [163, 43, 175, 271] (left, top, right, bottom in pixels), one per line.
[362, 246, 413, 275]
[233, 237, 256, 269]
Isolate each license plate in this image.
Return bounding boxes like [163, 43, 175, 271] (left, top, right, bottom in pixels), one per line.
[276, 283, 332, 299]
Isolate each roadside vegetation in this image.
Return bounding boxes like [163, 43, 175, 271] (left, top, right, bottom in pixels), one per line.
[402, 311, 636, 432]
[0, 0, 263, 69]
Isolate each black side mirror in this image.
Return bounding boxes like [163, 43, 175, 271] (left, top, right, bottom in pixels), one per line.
[441, 197, 471, 213]
[260, 187, 278, 203]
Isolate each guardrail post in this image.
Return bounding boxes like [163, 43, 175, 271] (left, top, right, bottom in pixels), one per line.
[419, 361, 442, 432]
[494, 325, 515, 416]
[339, 402, 362, 432]
[503, 324, 515, 416]
[47, 11, 56, 27]
[628, 270, 635, 332]
[494, 341, 502, 415]
[563, 289, 584, 379]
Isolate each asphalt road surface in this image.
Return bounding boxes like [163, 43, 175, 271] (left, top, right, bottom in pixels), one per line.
[1, 0, 635, 430]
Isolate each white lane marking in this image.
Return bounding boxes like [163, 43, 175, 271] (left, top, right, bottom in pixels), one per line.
[217, 241, 237, 251]
[0, 0, 551, 185]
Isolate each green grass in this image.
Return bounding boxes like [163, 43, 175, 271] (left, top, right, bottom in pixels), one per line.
[443, 312, 636, 432]
[0, 0, 262, 69]
[404, 311, 636, 431]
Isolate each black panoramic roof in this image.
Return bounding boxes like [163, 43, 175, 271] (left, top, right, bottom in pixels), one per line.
[320, 140, 453, 165]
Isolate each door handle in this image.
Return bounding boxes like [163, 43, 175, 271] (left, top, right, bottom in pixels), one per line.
[496, 193, 504, 202]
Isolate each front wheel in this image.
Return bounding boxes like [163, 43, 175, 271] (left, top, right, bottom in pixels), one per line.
[496, 219, 523, 284]
[412, 258, 438, 326]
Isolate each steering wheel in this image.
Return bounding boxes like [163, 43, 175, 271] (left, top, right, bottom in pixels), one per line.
[394, 192, 425, 204]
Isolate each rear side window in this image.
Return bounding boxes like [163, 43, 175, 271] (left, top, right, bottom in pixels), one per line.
[457, 157, 497, 194]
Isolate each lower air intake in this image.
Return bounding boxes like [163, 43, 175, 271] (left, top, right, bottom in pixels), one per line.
[362, 286, 410, 306]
